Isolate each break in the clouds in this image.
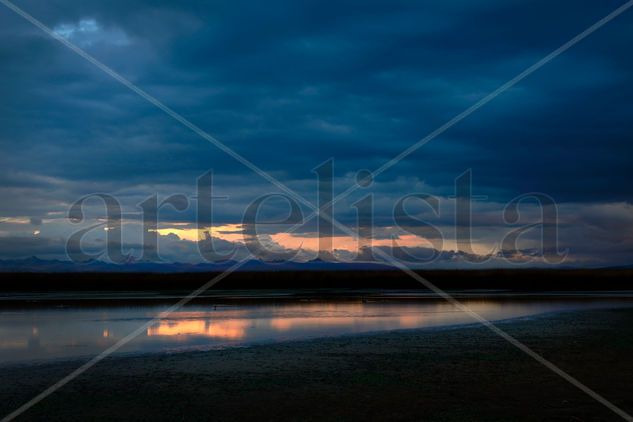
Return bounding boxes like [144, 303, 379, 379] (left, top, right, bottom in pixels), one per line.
[0, 0, 632, 267]
[53, 18, 130, 47]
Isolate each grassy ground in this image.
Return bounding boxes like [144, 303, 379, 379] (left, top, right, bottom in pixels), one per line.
[2, 308, 633, 421]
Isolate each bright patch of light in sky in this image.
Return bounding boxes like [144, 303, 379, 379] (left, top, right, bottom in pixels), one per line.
[53, 18, 130, 47]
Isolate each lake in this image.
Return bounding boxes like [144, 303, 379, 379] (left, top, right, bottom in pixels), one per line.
[1, 290, 632, 364]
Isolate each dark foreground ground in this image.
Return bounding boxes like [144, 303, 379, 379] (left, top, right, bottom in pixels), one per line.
[2, 308, 633, 421]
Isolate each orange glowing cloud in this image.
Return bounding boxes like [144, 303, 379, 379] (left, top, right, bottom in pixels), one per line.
[153, 224, 491, 256]
[269, 233, 431, 252]
[153, 224, 244, 243]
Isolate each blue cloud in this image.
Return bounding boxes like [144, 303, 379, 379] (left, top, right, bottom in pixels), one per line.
[0, 0, 632, 264]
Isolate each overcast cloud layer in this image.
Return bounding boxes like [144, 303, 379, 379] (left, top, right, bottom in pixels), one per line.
[1, 0, 632, 267]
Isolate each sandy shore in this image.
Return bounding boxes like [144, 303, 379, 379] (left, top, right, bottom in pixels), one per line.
[2, 308, 633, 421]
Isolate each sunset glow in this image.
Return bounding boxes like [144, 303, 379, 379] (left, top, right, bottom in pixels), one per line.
[147, 319, 248, 340]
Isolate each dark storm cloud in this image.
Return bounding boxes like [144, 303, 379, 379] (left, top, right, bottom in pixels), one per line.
[1, 0, 632, 264]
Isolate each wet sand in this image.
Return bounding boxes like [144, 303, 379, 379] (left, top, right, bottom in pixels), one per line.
[2, 308, 633, 421]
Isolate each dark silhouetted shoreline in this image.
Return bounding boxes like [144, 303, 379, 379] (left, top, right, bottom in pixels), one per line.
[1, 269, 633, 292]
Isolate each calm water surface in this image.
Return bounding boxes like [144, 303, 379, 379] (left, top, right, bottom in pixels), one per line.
[1, 292, 632, 364]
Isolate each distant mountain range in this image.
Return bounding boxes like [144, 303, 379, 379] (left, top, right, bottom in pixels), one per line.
[0, 257, 396, 273]
[0, 257, 624, 273]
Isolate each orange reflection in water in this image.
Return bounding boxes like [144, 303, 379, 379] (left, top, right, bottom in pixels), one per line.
[270, 316, 360, 331]
[147, 319, 248, 339]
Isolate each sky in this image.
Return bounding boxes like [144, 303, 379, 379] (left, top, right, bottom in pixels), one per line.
[0, 0, 632, 267]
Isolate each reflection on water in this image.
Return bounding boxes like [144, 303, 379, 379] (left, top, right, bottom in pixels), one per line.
[1, 295, 632, 364]
[147, 319, 249, 339]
